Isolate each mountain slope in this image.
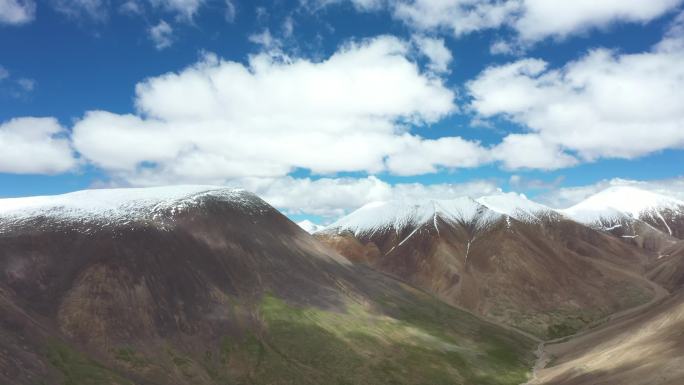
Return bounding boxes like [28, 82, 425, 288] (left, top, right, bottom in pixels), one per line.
[647, 240, 684, 291]
[532, 289, 684, 385]
[318, 192, 655, 339]
[0, 186, 536, 385]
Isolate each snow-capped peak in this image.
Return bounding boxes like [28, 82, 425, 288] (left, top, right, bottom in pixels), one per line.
[0, 185, 263, 230]
[562, 186, 684, 226]
[476, 192, 555, 222]
[323, 197, 491, 236]
[297, 219, 326, 234]
[324, 193, 555, 236]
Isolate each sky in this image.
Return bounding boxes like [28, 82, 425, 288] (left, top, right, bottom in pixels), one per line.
[1, 0, 684, 224]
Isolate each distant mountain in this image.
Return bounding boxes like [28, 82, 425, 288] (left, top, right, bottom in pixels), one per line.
[318, 192, 655, 339]
[296, 219, 325, 234]
[562, 186, 684, 250]
[0, 186, 535, 385]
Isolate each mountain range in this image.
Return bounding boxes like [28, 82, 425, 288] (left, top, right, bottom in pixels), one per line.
[1, 185, 683, 384]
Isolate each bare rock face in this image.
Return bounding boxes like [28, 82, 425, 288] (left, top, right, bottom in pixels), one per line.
[0, 187, 536, 385]
[318, 193, 656, 339]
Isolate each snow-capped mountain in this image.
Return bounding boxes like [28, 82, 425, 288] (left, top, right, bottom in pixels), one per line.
[0, 185, 536, 385]
[323, 192, 558, 236]
[562, 186, 684, 239]
[0, 185, 265, 231]
[297, 219, 326, 234]
[318, 190, 653, 340]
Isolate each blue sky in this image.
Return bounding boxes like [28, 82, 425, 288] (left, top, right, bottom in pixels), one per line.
[1, 0, 684, 222]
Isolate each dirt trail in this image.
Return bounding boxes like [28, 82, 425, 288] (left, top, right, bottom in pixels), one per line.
[521, 254, 670, 385]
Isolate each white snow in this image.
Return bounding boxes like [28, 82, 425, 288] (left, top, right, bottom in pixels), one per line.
[324, 192, 556, 236]
[0, 185, 261, 229]
[476, 192, 555, 222]
[562, 186, 684, 227]
[297, 220, 326, 234]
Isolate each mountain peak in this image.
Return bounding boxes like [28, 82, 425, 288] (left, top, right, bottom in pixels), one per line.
[325, 193, 556, 236]
[297, 219, 326, 234]
[0, 185, 263, 229]
[563, 186, 684, 224]
[476, 191, 555, 222]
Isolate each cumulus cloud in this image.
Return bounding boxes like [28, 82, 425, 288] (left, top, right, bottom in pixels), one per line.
[412, 35, 452, 73]
[68, 36, 474, 183]
[386, 136, 489, 175]
[514, 0, 684, 42]
[0, 117, 77, 174]
[468, 27, 684, 166]
[0, 0, 35, 25]
[491, 134, 577, 170]
[319, 0, 684, 45]
[234, 175, 500, 218]
[149, 20, 173, 50]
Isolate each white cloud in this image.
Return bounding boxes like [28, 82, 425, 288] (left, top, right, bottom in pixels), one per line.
[514, 0, 684, 42]
[282, 15, 294, 37]
[119, 0, 143, 15]
[468, 28, 684, 166]
[16, 77, 35, 91]
[394, 0, 520, 36]
[51, 0, 108, 22]
[302, 0, 384, 12]
[0, 66, 36, 97]
[489, 39, 519, 55]
[321, 0, 684, 45]
[386, 136, 489, 175]
[71, 36, 466, 184]
[509, 174, 564, 190]
[233, 175, 499, 218]
[149, 0, 204, 20]
[538, 177, 684, 208]
[0, 117, 77, 174]
[0, 0, 35, 25]
[149, 20, 173, 50]
[491, 134, 577, 170]
[248, 29, 280, 49]
[412, 35, 452, 73]
[225, 0, 235, 22]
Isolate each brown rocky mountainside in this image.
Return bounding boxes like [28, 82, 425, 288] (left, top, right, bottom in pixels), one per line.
[317, 195, 658, 339]
[0, 187, 536, 385]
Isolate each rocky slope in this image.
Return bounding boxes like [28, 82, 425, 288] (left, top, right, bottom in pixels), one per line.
[0, 186, 536, 385]
[317, 192, 655, 339]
